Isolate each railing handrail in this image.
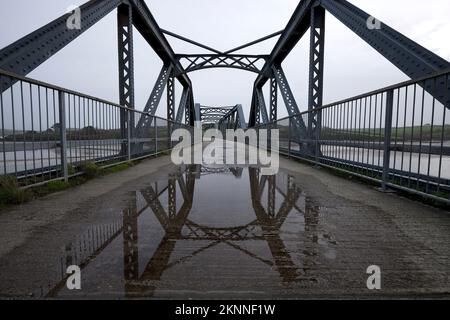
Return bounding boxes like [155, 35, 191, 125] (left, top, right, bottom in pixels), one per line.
[256, 67, 450, 127]
[0, 68, 187, 126]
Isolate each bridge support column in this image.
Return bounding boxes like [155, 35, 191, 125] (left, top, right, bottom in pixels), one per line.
[308, 5, 325, 160]
[186, 87, 195, 126]
[270, 77, 278, 122]
[167, 75, 175, 148]
[118, 3, 135, 158]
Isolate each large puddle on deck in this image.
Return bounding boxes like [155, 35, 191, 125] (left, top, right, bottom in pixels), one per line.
[39, 164, 337, 299]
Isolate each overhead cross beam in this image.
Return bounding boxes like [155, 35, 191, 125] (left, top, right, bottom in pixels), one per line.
[163, 28, 279, 75]
[178, 54, 268, 74]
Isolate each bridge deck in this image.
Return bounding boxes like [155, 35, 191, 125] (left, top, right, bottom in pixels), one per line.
[0, 149, 449, 299]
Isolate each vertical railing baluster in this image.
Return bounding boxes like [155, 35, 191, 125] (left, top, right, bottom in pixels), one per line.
[58, 91, 68, 182]
[382, 89, 394, 190]
[127, 108, 131, 161]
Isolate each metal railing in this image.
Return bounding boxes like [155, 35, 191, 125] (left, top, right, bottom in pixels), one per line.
[256, 69, 450, 205]
[0, 69, 191, 187]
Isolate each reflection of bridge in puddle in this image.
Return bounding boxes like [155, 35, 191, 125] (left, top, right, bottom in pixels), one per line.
[49, 165, 336, 298]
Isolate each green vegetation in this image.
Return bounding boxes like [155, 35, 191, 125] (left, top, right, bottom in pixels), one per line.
[67, 164, 76, 176]
[0, 153, 158, 209]
[103, 162, 133, 174]
[80, 162, 102, 179]
[44, 180, 71, 193]
[0, 176, 31, 207]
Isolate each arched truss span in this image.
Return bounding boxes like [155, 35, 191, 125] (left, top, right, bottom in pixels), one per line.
[177, 55, 268, 75]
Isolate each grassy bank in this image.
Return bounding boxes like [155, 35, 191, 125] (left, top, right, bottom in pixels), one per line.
[0, 161, 136, 209]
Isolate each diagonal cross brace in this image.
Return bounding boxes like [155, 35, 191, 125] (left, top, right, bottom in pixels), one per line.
[135, 64, 173, 133]
[272, 65, 308, 140]
[256, 87, 269, 124]
[175, 88, 189, 124]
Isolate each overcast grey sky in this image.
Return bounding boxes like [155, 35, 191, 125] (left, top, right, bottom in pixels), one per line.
[0, 0, 449, 119]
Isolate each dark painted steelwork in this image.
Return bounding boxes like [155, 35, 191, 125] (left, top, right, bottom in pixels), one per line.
[270, 77, 278, 122]
[199, 106, 235, 124]
[171, 30, 283, 74]
[256, 69, 450, 205]
[162, 29, 223, 54]
[194, 104, 202, 125]
[128, 0, 191, 87]
[135, 65, 173, 134]
[218, 105, 247, 131]
[256, 87, 269, 124]
[0, 0, 123, 92]
[167, 75, 175, 122]
[175, 88, 189, 124]
[1, 0, 450, 205]
[185, 88, 196, 126]
[118, 3, 135, 156]
[272, 65, 307, 140]
[320, 0, 450, 109]
[118, 3, 135, 111]
[178, 54, 268, 74]
[254, 0, 315, 89]
[0, 69, 193, 187]
[308, 4, 326, 158]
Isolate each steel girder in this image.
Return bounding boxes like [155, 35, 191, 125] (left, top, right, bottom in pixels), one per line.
[135, 65, 173, 134]
[0, 0, 195, 115]
[250, 0, 450, 126]
[118, 3, 135, 154]
[218, 105, 247, 130]
[167, 75, 176, 148]
[175, 88, 189, 124]
[270, 77, 278, 122]
[194, 104, 202, 125]
[308, 5, 325, 156]
[118, 3, 135, 110]
[254, 0, 315, 89]
[200, 106, 234, 124]
[167, 75, 175, 121]
[178, 54, 268, 74]
[256, 87, 269, 124]
[272, 65, 308, 138]
[249, 86, 268, 127]
[322, 0, 450, 77]
[249, 90, 259, 127]
[128, 0, 191, 88]
[0, 0, 123, 92]
[321, 0, 450, 109]
[185, 88, 196, 126]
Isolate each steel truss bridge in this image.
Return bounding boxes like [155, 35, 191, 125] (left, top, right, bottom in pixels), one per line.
[0, 0, 450, 204]
[2, 0, 448, 128]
